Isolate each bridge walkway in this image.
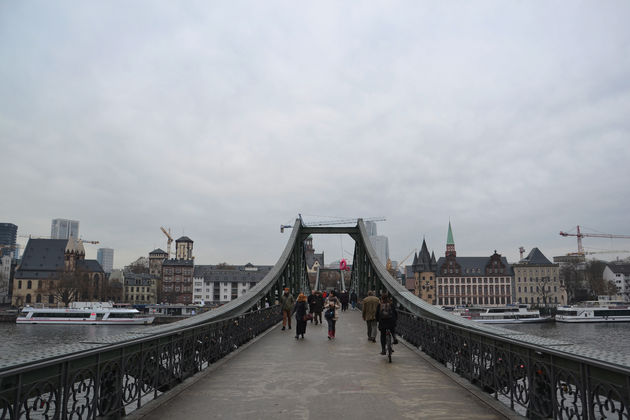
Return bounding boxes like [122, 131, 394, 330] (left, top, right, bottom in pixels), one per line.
[133, 310, 514, 420]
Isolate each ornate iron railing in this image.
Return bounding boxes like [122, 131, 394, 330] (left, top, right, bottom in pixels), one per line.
[3, 218, 630, 419]
[0, 306, 281, 419]
[396, 309, 630, 419]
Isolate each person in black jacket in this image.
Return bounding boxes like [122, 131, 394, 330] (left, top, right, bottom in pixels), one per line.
[307, 290, 317, 323]
[376, 292, 398, 355]
[292, 293, 309, 339]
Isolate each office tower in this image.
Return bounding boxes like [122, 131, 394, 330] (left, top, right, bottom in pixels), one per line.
[0, 223, 18, 259]
[51, 219, 79, 239]
[97, 248, 114, 273]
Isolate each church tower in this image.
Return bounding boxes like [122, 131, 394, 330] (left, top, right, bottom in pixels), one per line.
[446, 222, 456, 257]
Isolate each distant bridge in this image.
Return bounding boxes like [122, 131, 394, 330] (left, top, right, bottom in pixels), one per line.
[0, 219, 629, 419]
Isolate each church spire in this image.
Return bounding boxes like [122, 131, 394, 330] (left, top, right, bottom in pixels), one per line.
[446, 221, 456, 257]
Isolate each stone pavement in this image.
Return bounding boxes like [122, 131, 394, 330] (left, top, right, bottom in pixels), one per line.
[134, 310, 514, 420]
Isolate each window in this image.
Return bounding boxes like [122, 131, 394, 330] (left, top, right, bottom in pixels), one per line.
[27, 281, 32, 289]
[18, 280, 22, 289]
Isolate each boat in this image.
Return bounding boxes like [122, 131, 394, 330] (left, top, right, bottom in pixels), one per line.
[452, 304, 551, 324]
[555, 301, 630, 323]
[16, 302, 155, 325]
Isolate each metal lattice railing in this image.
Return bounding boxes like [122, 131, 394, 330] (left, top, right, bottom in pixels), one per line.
[0, 306, 281, 419]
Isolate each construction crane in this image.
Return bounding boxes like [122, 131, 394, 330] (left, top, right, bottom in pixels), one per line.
[559, 225, 630, 256]
[281, 216, 386, 232]
[160, 227, 174, 259]
[79, 239, 99, 245]
[393, 248, 417, 272]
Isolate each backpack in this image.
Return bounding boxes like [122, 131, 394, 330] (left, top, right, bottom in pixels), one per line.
[380, 303, 392, 319]
[325, 307, 335, 319]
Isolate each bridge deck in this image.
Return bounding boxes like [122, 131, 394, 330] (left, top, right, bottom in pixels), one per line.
[133, 310, 511, 419]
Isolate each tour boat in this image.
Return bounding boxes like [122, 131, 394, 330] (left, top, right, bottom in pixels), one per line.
[16, 302, 155, 325]
[555, 302, 630, 323]
[453, 305, 551, 324]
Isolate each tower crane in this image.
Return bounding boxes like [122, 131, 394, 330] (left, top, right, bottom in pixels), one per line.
[559, 225, 630, 256]
[160, 227, 174, 259]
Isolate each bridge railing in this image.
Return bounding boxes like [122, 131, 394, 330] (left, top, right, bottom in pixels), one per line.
[397, 309, 630, 419]
[0, 306, 281, 419]
[0, 220, 309, 419]
[353, 220, 630, 419]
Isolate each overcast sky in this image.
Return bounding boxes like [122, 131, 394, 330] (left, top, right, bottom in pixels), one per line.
[2, 1, 629, 269]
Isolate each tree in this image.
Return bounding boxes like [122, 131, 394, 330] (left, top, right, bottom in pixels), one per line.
[48, 269, 82, 307]
[585, 260, 609, 297]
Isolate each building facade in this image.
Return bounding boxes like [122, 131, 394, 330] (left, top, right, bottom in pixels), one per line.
[50, 219, 80, 239]
[12, 237, 104, 306]
[124, 271, 156, 304]
[97, 248, 114, 274]
[161, 237, 195, 304]
[192, 263, 273, 304]
[603, 262, 630, 302]
[412, 239, 438, 304]
[513, 248, 566, 307]
[365, 221, 389, 265]
[435, 223, 514, 307]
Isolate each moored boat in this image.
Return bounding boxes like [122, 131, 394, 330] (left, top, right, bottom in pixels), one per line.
[452, 304, 551, 324]
[16, 302, 154, 325]
[555, 302, 630, 323]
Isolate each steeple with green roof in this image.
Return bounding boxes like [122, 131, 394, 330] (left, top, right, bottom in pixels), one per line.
[446, 221, 456, 257]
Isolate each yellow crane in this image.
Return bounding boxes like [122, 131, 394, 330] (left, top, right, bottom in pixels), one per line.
[160, 227, 174, 259]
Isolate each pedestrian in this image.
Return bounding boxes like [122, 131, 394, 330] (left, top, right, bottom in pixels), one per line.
[279, 288, 295, 331]
[350, 290, 358, 310]
[361, 291, 380, 342]
[324, 294, 341, 339]
[307, 290, 317, 323]
[340, 290, 349, 311]
[376, 292, 398, 355]
[313, 290, 324, 325]
[293, 293, 309, 339]
[322, 290, 328, 300]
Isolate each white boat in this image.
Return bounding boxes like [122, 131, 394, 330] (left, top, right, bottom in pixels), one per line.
[454, 305, 551, 324]
[16, 302, 155, 325]
[555, 302, 630, 323]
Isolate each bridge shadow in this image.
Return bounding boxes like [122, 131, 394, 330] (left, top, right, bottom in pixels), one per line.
[133, 310, 507, 420]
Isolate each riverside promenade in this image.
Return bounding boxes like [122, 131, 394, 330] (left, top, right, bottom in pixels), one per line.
[132, 310, 518, 420]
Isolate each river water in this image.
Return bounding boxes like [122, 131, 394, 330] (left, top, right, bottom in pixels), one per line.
[0, 321, 629, 363]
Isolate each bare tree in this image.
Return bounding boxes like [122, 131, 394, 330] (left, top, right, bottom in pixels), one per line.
[48, 269, 81, 307]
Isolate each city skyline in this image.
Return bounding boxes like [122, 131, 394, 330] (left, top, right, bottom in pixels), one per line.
[2, 2, 630, 268]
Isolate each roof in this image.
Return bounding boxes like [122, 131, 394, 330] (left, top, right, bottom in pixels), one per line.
[162, 259, 194, 267]
[77, 259, 104, 273]
[446, 222, 455, 245]
[518, 247, 554, 265]
[193, 264, 273, 283]
[607, 263, 630, 276]
[306, 252, 324, 269]
[436, 256, 513, 275]
[413, 239, 437, 272]
[124, 271, 153, 286]
[176, 236, 193, 243]
[149, 248, 167, 255]
[17, 239, 67, 272]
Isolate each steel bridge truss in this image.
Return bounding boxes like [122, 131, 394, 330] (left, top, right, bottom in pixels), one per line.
[0, 219, 628, 419]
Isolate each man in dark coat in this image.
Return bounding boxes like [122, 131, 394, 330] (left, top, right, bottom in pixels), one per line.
[376, 292, 398, 355]
[307, 290, 317, 323]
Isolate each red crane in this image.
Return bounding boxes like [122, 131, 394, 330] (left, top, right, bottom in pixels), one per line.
[559, 225, 630, 256]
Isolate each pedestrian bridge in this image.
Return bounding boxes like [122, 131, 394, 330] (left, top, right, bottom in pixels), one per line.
[131, 310, 508, 420]
[1, 219, 629, 419]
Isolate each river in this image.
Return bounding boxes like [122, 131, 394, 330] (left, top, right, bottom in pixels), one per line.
[0, 321, 628, 365]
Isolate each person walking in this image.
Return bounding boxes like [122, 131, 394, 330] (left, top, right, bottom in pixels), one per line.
[279, 288, 295, 331]
[324, 294, 341, 339]
[340, 290, 349, 311]
[376, 292, 398, 355]
[293, 293, 309, 339]
[307, 290, 317, 323]
[350, 290, 358, 310]
[362, 291, 380, 342]
[313, 290, 324, 325]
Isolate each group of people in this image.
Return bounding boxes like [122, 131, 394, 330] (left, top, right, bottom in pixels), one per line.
[279, 288, 344, 340]
[279, 287, 398, 356]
